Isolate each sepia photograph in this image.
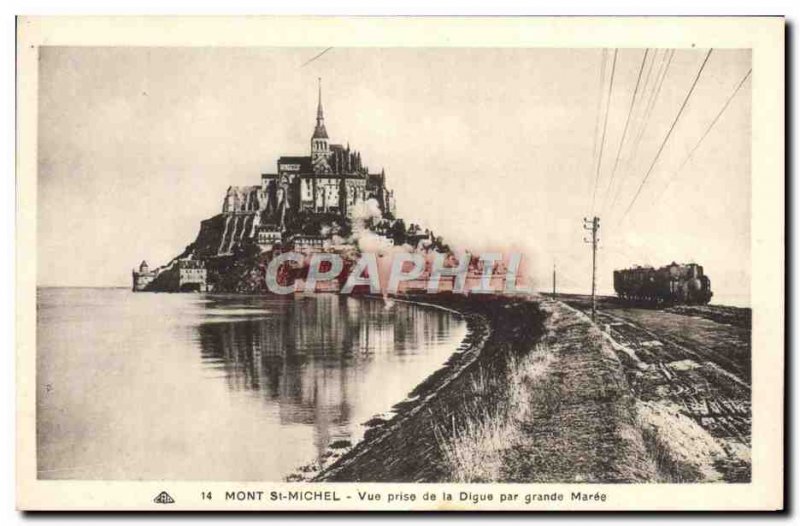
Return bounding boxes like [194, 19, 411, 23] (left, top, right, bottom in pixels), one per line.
[15, 16, 784, 511]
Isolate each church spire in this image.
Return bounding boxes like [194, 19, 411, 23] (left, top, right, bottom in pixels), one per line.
[310, 78, 330, 165]
[317, 77, 324, 122]
[312, 78, 328, 139]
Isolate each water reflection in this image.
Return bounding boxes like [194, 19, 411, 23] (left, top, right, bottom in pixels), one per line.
[36, 289, 466, 480]
[193, 294, 464, 468]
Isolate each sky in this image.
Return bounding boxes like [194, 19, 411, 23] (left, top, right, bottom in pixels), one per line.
[37, 47, 751, 304]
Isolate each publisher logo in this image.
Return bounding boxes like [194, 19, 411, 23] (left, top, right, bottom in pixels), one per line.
[153, 491, 175, 504]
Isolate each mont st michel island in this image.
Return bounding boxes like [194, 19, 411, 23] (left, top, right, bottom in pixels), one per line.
[132, 81, 457, 295]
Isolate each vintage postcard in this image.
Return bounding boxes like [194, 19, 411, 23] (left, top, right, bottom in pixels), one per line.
[16, 16, 784, 511]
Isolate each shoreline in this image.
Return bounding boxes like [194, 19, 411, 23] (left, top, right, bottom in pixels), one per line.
[287, 293, 495, 482]
[312, 293, 545, 482]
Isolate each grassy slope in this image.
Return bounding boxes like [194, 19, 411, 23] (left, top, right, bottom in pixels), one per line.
[440, 301, 659, 483]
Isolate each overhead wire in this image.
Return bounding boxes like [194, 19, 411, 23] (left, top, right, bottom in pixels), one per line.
[600, 49, 650, 215]
[590, 49, 618, 215]
[620, 48, 714, 222]
[588, 49, 609, 198]
[654, 68, 752, 199]
[606, 49, 675, 216]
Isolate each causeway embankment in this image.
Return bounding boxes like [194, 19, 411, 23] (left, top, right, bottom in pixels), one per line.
[313, 295, 650, 482]
[311, 293, 749, 483]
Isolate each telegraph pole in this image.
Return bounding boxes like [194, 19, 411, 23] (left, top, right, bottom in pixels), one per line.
[583, 216, 600, 321]
[552, 262, 557, 298]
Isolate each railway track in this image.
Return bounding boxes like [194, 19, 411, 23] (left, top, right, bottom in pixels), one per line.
[561, 296, 752, 482]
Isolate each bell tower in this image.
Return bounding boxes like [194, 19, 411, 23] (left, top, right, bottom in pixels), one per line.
[310, 78, 330, 164]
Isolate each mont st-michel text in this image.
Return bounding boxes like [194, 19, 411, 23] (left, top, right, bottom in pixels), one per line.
[219, 489, 607, 506]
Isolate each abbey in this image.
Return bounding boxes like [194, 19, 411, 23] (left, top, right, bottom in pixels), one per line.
[221, 80, 396, 228]
[133, 81, 404, 290]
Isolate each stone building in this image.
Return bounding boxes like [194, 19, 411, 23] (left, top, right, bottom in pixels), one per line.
[132, 260, 156, 291]
[286, 234, 330, 252]
[210, 80, 396, 257]
[175, 260, 207, 292]
[260, 80, 396, 223]
[256, 224, 283, 250]
[132, 259, 207, 292]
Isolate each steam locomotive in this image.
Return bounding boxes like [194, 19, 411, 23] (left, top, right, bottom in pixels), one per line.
[613, 262, 713, 306]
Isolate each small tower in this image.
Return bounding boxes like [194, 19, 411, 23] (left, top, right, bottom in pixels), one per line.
[310, 78, 329, 164]
[139, 260, 149, 273]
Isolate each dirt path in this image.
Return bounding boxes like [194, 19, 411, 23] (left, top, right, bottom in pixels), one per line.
[501, 302, 659, 483]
